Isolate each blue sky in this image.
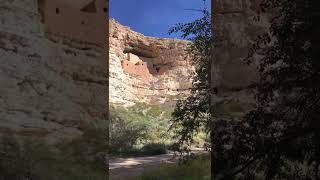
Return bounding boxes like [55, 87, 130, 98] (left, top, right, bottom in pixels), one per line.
[110, 0, 211, 39]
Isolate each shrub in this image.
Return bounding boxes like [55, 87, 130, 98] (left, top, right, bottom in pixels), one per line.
[141, 143, 167, 156]
[109, 109, 149, 155]
[109, 103, 207, 157]
[109, 104, 173, 156]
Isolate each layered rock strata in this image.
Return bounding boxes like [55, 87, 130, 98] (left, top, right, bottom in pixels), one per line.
[0, 0, 107, 142]
[109, 19, 194, 107]
[211, 0, 270, 117]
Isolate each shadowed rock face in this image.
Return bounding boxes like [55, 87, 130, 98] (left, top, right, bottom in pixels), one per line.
[212, 0, 270, 116]
[109, 19, 195, 107]
[0, 0, 107, 142]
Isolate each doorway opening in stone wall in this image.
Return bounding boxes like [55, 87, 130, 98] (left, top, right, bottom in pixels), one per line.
[109, 0, 211, 179]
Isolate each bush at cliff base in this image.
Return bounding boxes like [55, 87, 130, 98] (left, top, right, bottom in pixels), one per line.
[109, 103, 208, 156]
[109, 103, 173, 156]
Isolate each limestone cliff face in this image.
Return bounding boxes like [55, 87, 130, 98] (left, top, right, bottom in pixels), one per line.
[211, 0, 270, 117]
[0, 0, 107, 142]
[109, 19, 194, 107]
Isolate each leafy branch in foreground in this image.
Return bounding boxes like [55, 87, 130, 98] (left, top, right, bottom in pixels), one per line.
[169, 0, 319, 179]
[211, 0, 319, 179]
[168, 7, 212, 150]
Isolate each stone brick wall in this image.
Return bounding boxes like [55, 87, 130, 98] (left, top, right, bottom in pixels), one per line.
[42, 0, 106, 46]
[121, 59, 151, 82]
[121, 52, 171, 83]
[0, 0, 107, 142]
[127, 53, 141, 64]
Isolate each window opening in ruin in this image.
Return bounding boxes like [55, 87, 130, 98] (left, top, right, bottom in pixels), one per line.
[81, 21, 85, 25]
[213, 87, 218, 94]
[56, 8, 60, 14]
[103, 8, 107, 12]
[37, 0, 45, 23]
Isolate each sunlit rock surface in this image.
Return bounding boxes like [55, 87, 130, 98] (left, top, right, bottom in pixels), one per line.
[0, 0, 107, 142]
[109, 19, 195, 107]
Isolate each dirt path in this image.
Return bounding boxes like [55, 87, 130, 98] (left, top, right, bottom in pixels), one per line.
[109, 153, 177, 180]
[109, 149, 206, 180]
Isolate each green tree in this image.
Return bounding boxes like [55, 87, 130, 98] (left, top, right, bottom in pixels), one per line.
[168, 4, 212, 152]
[170, 0, 319, 179]
[211, 0, 319, 179]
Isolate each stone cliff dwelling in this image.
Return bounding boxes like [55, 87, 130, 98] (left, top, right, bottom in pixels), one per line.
[121, 52, 168, 82]
[109, 19, 195, 105]
[37, 0, 107, 45]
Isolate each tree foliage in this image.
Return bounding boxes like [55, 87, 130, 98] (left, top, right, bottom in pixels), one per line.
[211, 0, 319, 179]
[109, 104, 174, 156]
[168, 6, 212, 150]
[169, 0, 319, 179]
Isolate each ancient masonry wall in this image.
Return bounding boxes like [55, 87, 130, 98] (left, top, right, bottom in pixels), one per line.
[0, 0, 107, 142]
[121, 53, 168, 83]
[211, 0, 270, 117]
[122, 60, 150, 81]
